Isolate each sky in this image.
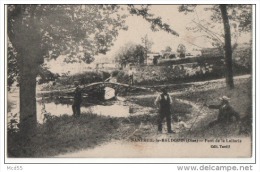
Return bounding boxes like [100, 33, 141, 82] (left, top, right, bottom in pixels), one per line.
[46, 5, 252, 74]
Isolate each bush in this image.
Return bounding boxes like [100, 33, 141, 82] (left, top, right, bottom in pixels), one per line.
[130, 51, 251, 86]
[58, 71, 104, 85]
[7, 112, 120, 157]
[111, 69, 128, 84]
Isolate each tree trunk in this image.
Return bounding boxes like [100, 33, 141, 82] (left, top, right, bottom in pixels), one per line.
[19, 53, 38, 136]
[220, 5, 234, 89]
[8, 5, 44, 137]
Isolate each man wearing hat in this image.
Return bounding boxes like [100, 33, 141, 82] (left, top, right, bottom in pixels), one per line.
[207, 96, 240, 127]
[128, 66, 135, 86]
[154, 87, 175, 133]
[72, 81, 82, 116]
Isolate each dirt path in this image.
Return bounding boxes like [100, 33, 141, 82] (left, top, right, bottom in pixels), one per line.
[127, 74, 251, 99]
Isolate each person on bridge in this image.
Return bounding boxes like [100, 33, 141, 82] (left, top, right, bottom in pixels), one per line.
[154, 87, 175, 134]
[128, 66, 135, 85]
[72, 81, 82, 117]
[105, 73, 117, 83]
[206, 96, 240, 127]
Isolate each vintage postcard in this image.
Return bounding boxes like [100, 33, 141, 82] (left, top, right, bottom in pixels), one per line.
[6, 4, 254, 159]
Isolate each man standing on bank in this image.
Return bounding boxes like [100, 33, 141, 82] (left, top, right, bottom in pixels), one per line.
[72, 81, 82, 117]
[154, 87, 175, 133]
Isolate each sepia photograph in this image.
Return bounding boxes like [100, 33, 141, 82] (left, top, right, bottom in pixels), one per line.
[5, 4, 254, 159]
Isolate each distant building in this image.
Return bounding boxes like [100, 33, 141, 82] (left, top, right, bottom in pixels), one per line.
[95, 62, 118, 70]
[146, 53, 161, 65]
[162, 52, 177, 59]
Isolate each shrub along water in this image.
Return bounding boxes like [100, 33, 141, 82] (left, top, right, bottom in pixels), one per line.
[7, 113, 120, 157]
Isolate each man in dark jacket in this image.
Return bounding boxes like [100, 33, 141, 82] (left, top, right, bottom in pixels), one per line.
[154, 87, 175, 133]
[72, 81, 82, 116]
[207, 96, 240, 127]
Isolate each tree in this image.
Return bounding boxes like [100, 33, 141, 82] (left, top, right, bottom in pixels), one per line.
[179, 5, 252, 89]
[128, 5, 179, 35]
[141, 34, 154, 64]
[7, 5, 179, 136]
[220, 5, 234, 88]
[177, 44, 186, 58]
[37, 64, 60, 84]
[7, 5, 128, 135]
[115, 43, 145, 66]
[164, 46, 172, 53]
[83, 52, 95, 64]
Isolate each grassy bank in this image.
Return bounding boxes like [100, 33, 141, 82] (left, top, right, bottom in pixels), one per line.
[177, 78, 252, 138]
[129, 96, 193, 121]
[8, 113, 120, 157]
[177, 78, 252, 119]
[7, 98, 194, 157]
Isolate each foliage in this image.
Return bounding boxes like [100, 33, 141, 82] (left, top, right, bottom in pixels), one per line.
[141, 34, 154, 54]
[111, 70, 129, 84]
[42, 71, 108, 91]
[114, 42, 145, 65]
[232, 43, 252, 73]
[7, 5, 179, 87]
[37, 65, 60, 84]
[164, 46, 172, 53]
[177, 44, 186, 58]
[8, 113, 120, 157]
[130, 53, 250, 86]
[179, 5, 252, 49]
[7, 43, 19, 90]
[128, 5, 179, 36]
[178, 4, 252, 89]
[83, 52, 95, 64]
[7, 5, 128, 69]
[205, 5, 252, 33]
[7, 4, 179, 87]
[8, 41, 59, 87]
[179, 5, 252, 31]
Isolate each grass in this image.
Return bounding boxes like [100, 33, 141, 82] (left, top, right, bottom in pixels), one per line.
[177, 78, 252, 138]
[129, 96, 193, 122]
[177, 78, 252, 119]
[130, 96, 192, 114]
[8, 113, 120, 157]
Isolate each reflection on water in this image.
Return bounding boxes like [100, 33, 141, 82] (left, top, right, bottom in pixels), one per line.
[37, 101, 130, 123]
[8, 88, 153, 124]
[10, 100, 135, 124]
[104, 87, 115, 100]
